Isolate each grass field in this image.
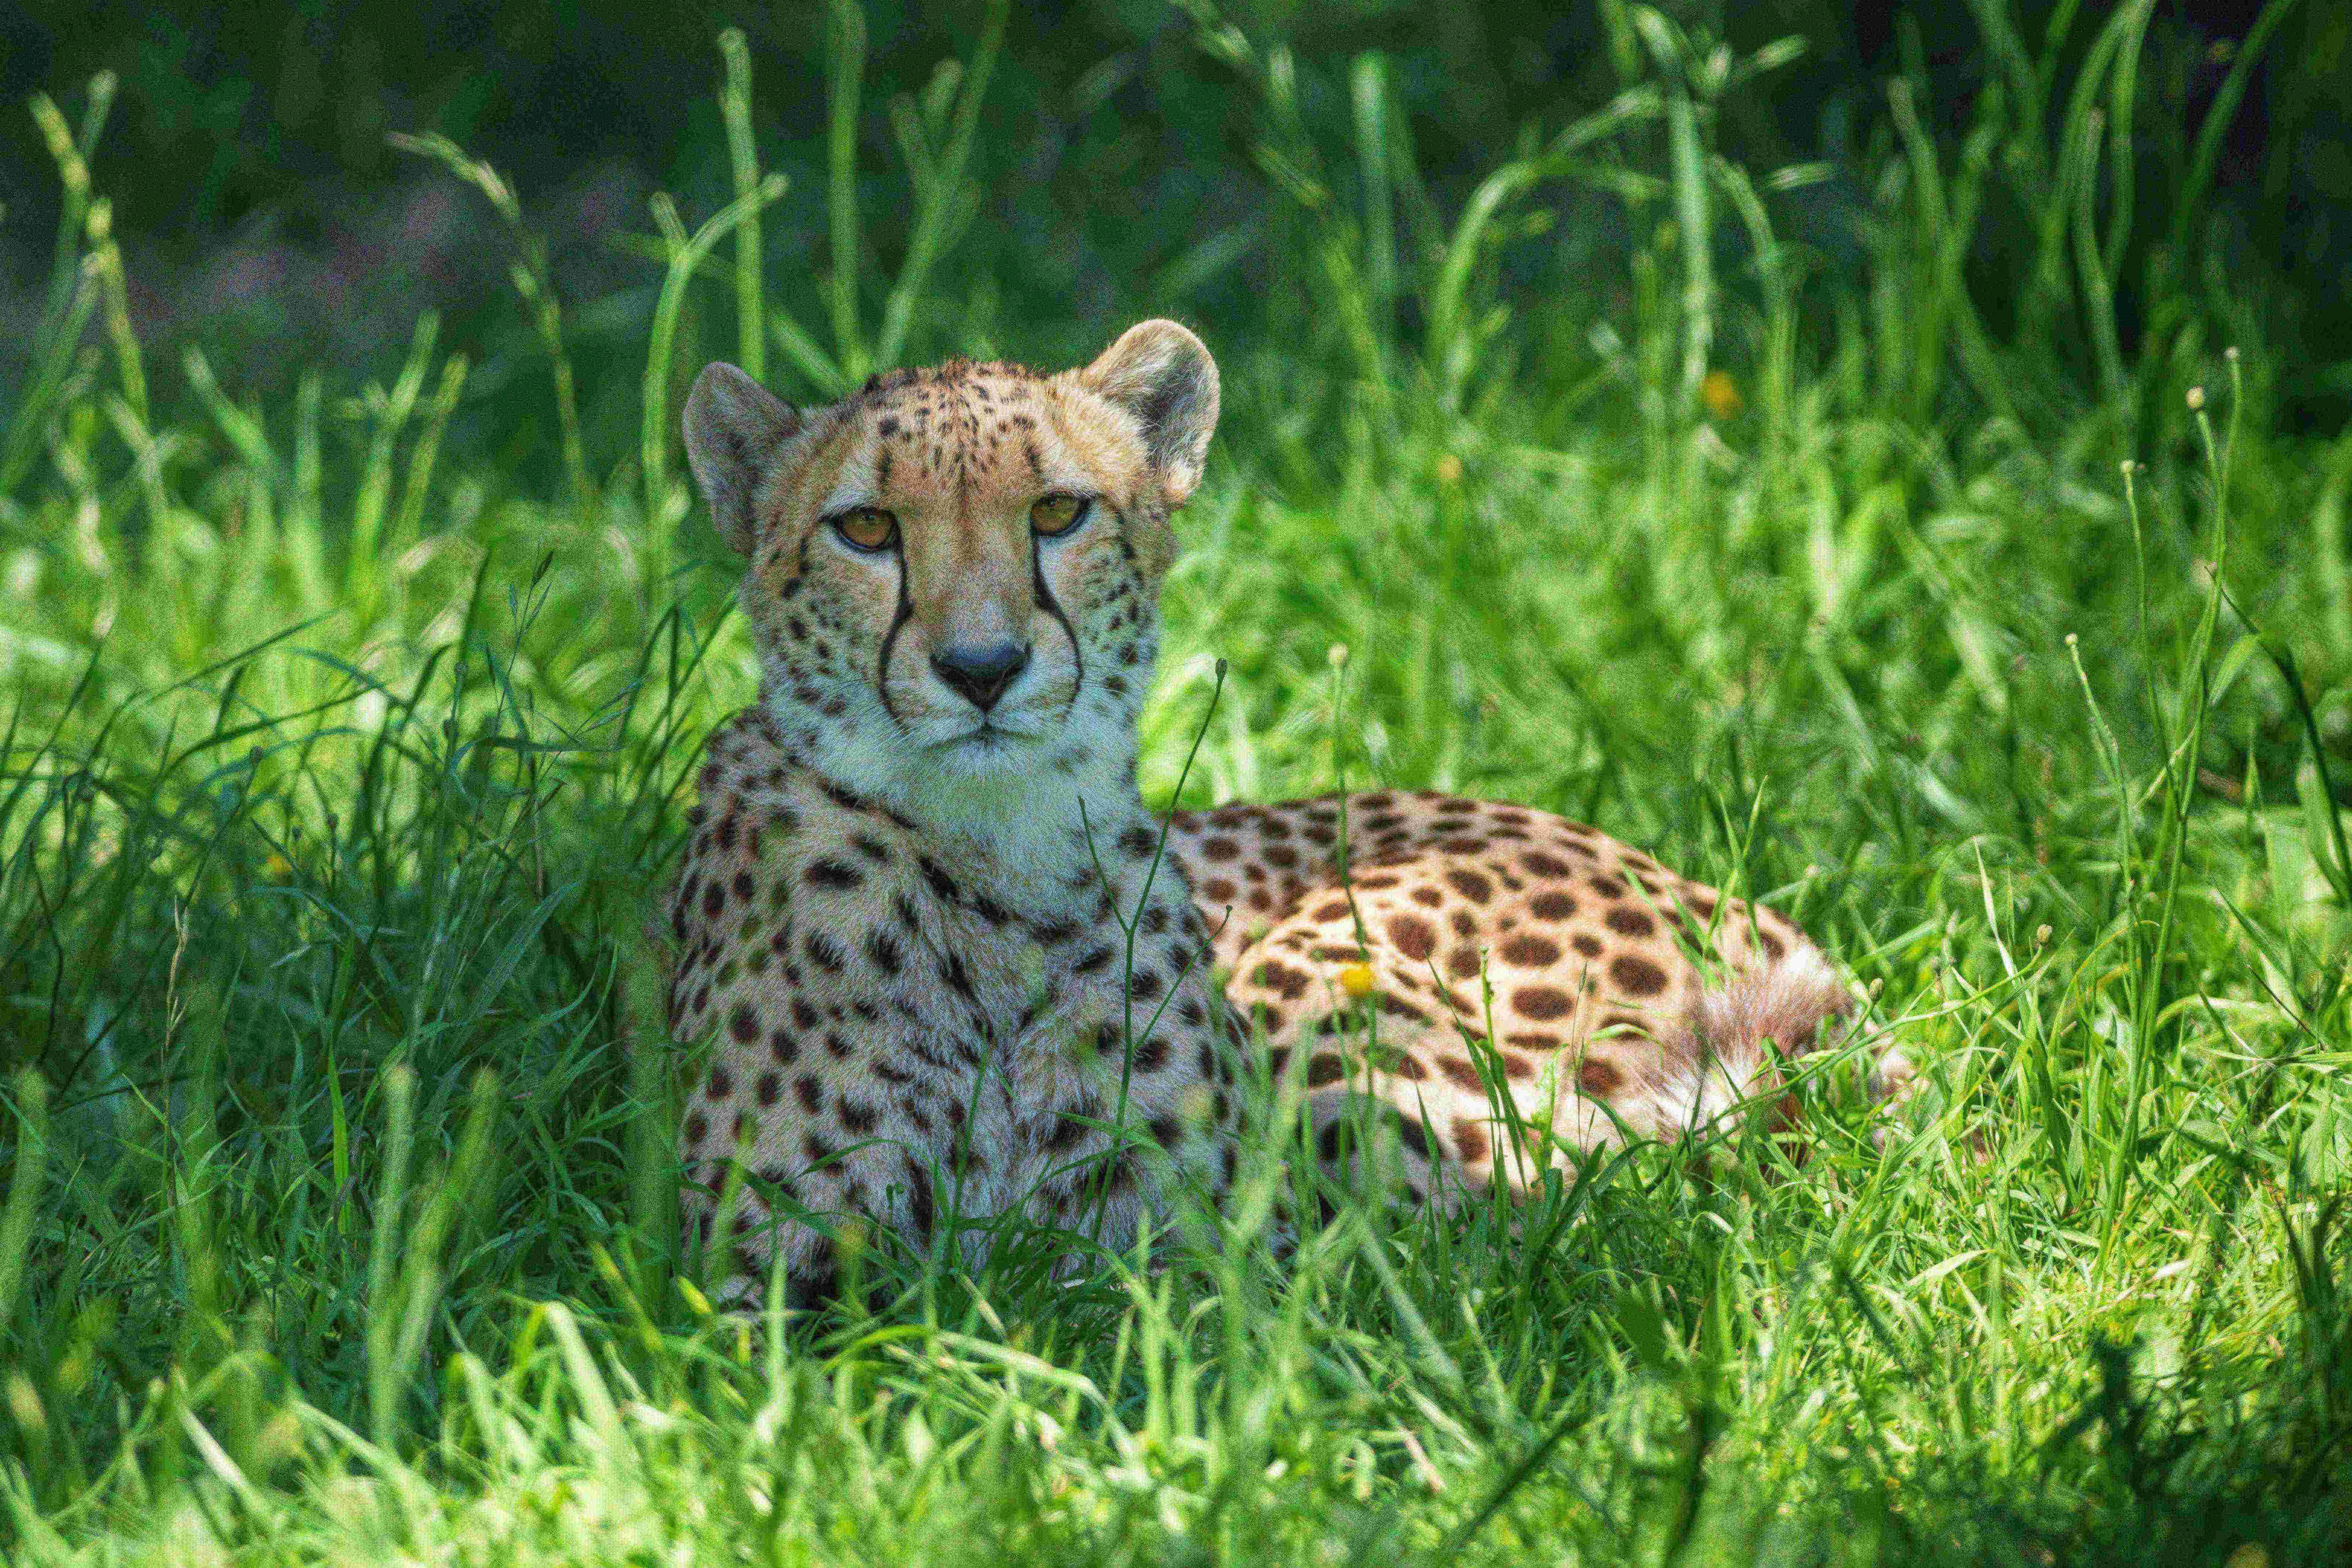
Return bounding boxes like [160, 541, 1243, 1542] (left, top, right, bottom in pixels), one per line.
[3, 3, 2350, 1562]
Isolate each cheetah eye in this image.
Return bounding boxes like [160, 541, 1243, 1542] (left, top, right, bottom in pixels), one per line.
[1029, 493, 1090, 537]
[831, 506, 898, 552]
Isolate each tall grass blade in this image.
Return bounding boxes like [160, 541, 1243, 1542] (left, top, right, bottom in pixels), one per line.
[718, 28, 767, 384]
[641, 176, 789, 537]
[824, 0, 869, 380]
[0, 1072, 47, 1334]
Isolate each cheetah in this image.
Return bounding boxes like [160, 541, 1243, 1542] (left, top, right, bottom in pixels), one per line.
[665, 320, 1901, 1303]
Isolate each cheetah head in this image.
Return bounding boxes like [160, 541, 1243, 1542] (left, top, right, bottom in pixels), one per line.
[682, 320, 1218, 830]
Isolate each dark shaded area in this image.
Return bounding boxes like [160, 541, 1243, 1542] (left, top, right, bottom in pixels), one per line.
[1, 0, 2346, 442]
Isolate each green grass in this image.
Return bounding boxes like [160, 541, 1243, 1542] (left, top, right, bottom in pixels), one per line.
[3, 4, 2350, 1562]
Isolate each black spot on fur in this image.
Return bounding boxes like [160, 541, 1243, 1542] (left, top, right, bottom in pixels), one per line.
[903, 1157, 933, 1238]
[817, 779, 870, 814]
[941, 953, 974, 996]
[919, 856, 961, 904]
[805, 859, 862, 891]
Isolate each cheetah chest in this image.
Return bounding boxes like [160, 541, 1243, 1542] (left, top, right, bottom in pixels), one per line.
[667, 777, 1222, 1228]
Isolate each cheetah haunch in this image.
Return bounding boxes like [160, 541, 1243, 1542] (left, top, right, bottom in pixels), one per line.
[665, 320, 1891, 1302]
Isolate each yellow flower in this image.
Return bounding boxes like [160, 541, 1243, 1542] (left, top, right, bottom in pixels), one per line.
[1700, 369, 1743, 422]
[1338, 962, 1376, 999]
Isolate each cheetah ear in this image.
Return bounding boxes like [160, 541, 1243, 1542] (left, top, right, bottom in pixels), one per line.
[683, 363, 799, 554]
[1079, 319, 1219, 506]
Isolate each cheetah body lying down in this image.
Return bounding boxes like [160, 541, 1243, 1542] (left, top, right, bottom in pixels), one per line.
[666, 321, 1886, 1300]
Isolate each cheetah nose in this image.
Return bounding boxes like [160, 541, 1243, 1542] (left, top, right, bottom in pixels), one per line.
[931, 639, 1031, 712]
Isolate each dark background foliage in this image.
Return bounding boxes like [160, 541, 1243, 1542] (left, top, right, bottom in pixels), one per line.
[3, 0, 2347, 447]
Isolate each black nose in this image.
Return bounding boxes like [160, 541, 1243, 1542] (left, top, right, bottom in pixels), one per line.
[931, 640, 1031, 712]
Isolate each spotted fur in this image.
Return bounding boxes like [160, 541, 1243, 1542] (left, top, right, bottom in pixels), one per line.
[667, 321, 1900, 1302]
[1169, 793, 1896, 1197]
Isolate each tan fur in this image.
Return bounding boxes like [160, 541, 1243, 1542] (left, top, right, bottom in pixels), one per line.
[666, 322, 1894, 1301]
[1166, 793, 1872, 1200]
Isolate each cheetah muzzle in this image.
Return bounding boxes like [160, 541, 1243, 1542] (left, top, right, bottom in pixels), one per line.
[664, 319, 1906, 1305]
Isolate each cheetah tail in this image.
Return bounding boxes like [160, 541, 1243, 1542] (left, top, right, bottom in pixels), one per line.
[1663, 945, 1914, 1143]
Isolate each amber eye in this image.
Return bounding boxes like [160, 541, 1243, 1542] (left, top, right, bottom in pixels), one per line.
[1030, 493, 1089, 537]
[832, 506, 898, 552]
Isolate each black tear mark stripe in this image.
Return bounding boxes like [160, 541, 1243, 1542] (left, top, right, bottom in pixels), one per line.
[1031, 531, 1083, 705]
[875, 537, 915, 726]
